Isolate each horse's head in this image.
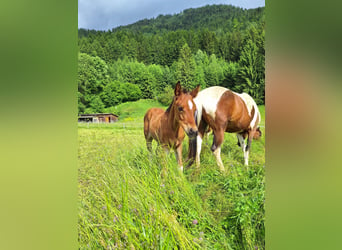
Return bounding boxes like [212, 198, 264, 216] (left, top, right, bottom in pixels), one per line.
[173, 81, 200, 139]
[253, 127, 262, 140]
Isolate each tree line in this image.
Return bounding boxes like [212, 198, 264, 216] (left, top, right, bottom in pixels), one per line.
[78, 4, 265, 114]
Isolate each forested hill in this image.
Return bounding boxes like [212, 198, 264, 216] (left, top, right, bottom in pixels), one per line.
[79, 5, 264, 35]
[78, 4, 265, 114]
[120, 5, 263, 33]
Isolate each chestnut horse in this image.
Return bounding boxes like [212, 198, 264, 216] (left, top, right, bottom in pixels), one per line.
[188, 86, 261, 171]
[144, 81, 200, 171]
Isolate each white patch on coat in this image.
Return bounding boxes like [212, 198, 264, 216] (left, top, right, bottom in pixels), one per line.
[236, 92, 261, 129]
[194, 86, 228, 122]
[188, 100, 193, 110]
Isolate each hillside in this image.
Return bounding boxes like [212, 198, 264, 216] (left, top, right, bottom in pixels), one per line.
[78, 4, 265, 113]
[79, 5, 264, 36]
[114, 5, 264, 33]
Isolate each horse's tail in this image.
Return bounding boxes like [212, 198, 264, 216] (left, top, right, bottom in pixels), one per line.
[186, 137, 197, 167]
[143, 110, 151, 139]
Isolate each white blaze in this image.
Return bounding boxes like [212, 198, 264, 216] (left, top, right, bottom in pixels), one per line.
[188, 100, 193, 110]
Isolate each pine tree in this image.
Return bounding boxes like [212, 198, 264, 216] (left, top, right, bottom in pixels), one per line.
[175, 43, 196, 90]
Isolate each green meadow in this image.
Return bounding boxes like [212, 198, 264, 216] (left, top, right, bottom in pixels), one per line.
[78, 99, 265, 249]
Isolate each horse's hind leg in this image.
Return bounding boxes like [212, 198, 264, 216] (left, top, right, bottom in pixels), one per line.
[244, 131, 254, 166]
[145, 136, 153, 152]
[237, 133, 248, 165]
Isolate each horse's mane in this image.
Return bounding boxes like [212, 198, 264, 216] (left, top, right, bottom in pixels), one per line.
[166, 99, 174, 113]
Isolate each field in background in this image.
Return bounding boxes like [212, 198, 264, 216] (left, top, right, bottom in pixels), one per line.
[78, 100, 265, 249]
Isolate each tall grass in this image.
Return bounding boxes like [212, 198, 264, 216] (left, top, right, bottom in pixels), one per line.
[78, 102, 265, 249]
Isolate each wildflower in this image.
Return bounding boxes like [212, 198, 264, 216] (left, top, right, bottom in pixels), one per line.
[102, 206, 106, 210]
[132, 208, 138, 215]
[192, 219, 198, 225]
[170, 190, 174, 195]
[118, 204, 122, 210]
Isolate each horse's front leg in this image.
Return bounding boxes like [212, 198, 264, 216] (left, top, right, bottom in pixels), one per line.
[195, 134, 203, 168]
[195, 121, 208, 168]
[211, 128, 225, 171]
[175, 144, 183, 172]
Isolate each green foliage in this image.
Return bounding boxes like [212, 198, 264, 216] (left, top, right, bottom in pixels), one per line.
[156, 85, 174, 106]
[174, 43, 197, 90]
[102, 81, 142, 107]
[110, 59, 155, 99]
[235, 23, 265, 104]
[78, 53, 110, 113]
[89, 96, 105, 113]
[78, 4, 265, 111]
[111, 5, 264, 34]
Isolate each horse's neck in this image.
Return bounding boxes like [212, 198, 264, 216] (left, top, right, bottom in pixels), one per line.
[165, 105, 180, 132]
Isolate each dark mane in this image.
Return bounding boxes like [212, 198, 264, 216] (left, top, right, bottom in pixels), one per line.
[166, 99, 174, 113]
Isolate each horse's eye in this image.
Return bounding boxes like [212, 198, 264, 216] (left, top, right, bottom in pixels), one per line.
[178, 106, 184, 112]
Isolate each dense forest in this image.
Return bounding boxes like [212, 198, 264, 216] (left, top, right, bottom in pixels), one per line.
[78, 4, 265, 114]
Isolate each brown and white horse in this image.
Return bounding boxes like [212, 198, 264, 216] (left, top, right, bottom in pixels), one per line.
[188, 86, 261, 171]
[144, 81, 200, 171]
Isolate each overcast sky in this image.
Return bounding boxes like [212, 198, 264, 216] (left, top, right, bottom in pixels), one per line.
[78, 0, 265, 31]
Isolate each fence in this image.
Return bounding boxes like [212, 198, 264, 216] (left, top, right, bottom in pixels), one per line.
[78, 121, 144, 130]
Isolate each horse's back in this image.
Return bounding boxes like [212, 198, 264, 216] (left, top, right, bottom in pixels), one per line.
[144, 108, 165, 138]
[195, 86, 260, 132]
[144, 108, 164, 122]
[194, 86, 229, 123]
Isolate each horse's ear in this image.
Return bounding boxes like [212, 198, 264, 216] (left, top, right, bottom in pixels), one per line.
[190, 85, 200, 98]
[174, 81, 181, 96]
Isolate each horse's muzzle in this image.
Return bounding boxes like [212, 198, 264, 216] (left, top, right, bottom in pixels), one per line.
[187, 128, 198, 138]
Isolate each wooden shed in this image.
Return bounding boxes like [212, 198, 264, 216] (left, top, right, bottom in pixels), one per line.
[78, 113, 119, 123]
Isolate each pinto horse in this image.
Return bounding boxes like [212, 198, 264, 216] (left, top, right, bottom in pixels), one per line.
[144, 81, 200, 171]
[188, 86, 261, 171]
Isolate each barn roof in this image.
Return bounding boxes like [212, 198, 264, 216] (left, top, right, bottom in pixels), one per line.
[78, 113, 118, 117]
